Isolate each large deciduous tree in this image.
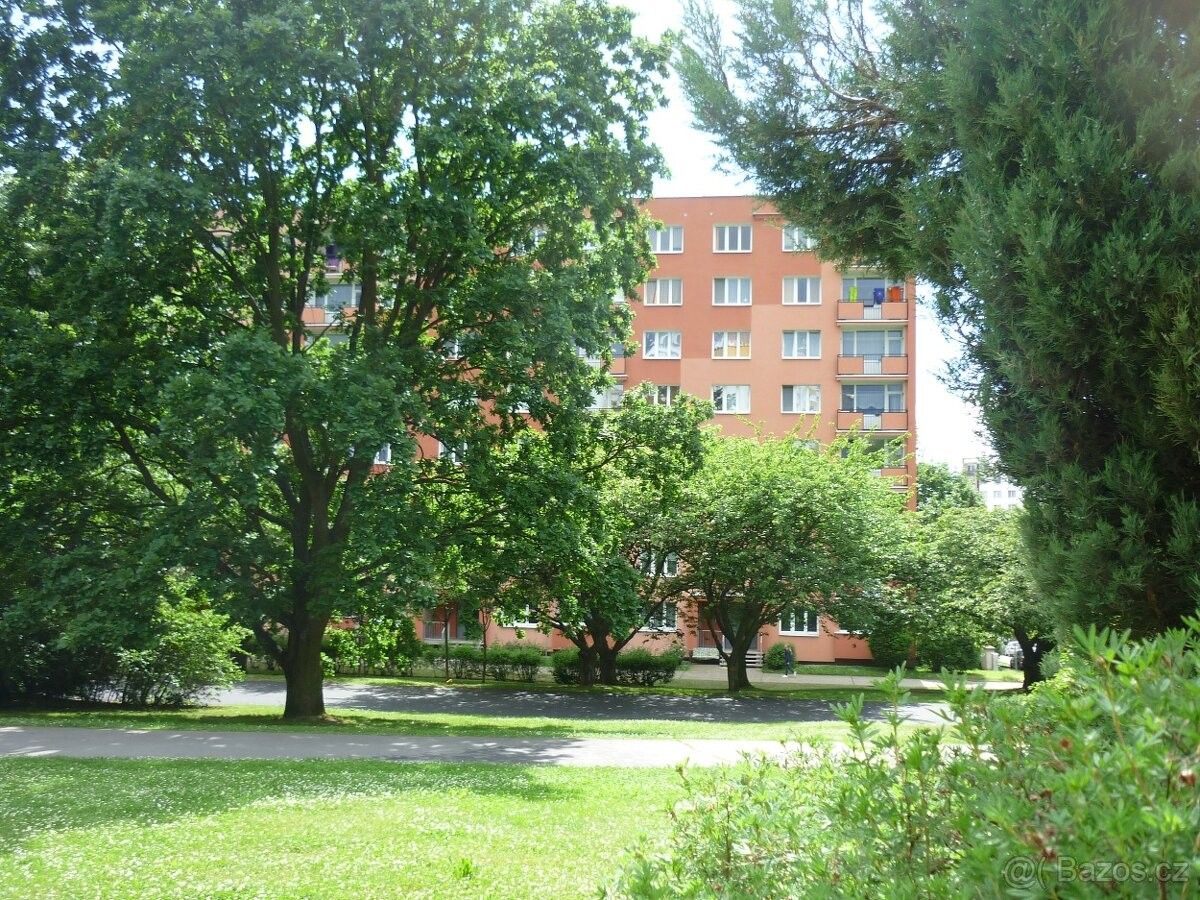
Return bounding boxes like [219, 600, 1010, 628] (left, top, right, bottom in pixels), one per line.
[679, 0, 1200, 636]
[0, 0, 667, 717]
[670, 436, 904, 691]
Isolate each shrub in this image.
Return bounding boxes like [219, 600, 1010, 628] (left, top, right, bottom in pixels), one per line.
[491, 643, 542, 682]
[614, 648, 682, 686]
[612, 622, 1200, 897]
[551, 647, 581, 685]
[867, 622, 915, 668]
[112, 603, 249, 707]
[923, 629, 977, 673]
[450, 644, 481, 679]
[763, 642, 789, 672]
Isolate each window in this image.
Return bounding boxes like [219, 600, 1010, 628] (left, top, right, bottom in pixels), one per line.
[782, 330, 822, 359]
[643, 331, 682, 359]
[644, 278, 682, 306]
[842, 329, 904, 357]
[374, 444, 392, 465]
[782, 225, 816, 252]
[643, 603, 678, 632]
[841, 383, 906, 412]
[648, 226, 683, 253]
[783, 276, 821, 305]
[638, 550, 679, 578]
[714, 224, 752, 252]
[782, 385, 821, 414]
[438, 441, 466, 464]
[712, 384, 751, 414]
[780, 608, 820, 635]
[314, 282, 360, 310]
[651, 384, 680, 406]
[324, 245, 342, 273]
[712, 330, 752, 359]
[588, 384, 625, 411]
[841, 275, 905, 303]
[505, 606, 539, 629]
[713, 277, 752, 305]
[1008, 489, 1017, 498]
[795, 438, 821, 453]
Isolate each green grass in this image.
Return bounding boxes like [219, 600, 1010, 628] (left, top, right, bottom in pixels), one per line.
[783, 663, 1023, 683]
[0, 704, 943, 741]
[0, 757, 678, 898]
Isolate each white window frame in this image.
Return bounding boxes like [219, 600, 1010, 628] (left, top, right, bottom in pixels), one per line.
[641, 602, 679, 633]
[782, 225, 816, 252]
[781, 385, 821, 414]
[642, 330, 682, 360]
[841, 275, 906, 302]
[644, 277, 683, 306]
[779, 608, 820, 636]
[712, 277, 752, 306]
[713, 224, 753, 253]
[782, 276, 821, 305]
[782, 330, 822, 359]
[504, 605, 539, 629]
[588, 384, 625, 411]
[374, 444, 392, 465]
[648, 226, 684, 254]
[841, 329, 904, 357]
[841, 383, 906, 413]
[437, 441, 466, 464]
[651, 384, 680, 406]
[712, 384, 751, 414]
[712, 330, 752, 359]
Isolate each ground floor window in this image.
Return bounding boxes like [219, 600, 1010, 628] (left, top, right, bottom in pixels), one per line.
[779, 608, 819, 635]
[642, 602, 678, 632]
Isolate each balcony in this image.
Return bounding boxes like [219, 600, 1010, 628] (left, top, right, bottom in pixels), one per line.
[837, 410, 909, 432]
[837, 354, 909, 376]
[875, 467, 911, 490]
[837, 301, 907, 322]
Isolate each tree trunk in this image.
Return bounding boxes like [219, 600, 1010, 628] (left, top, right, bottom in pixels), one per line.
[577, 645, 598, 686]
[596, 644, 619, 686]
[1014, 626, 1054, 690]
[281, 613, 328, 719]
[725, 643, 752, 691]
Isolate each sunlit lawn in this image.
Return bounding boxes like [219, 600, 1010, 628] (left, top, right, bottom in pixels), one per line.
[0, 758, 678, 898]
[0, 704, 943, 741]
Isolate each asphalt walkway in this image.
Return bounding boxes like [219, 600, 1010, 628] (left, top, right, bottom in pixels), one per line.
[214, 679, 949, 725]
[0, 726, 785, 767]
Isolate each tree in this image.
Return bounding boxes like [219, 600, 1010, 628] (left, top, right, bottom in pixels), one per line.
[670, 436, 905, 691]
[916, 507, 1054, 687]
[915, 462, 981, 513]
[1, 0, 668, 717]
[678, 0, 1200, 637]
[460, 385, 710, 686]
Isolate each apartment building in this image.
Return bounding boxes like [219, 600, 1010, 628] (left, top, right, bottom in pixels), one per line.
[320, 195, 918, 665]
[470, 196, 918, 664]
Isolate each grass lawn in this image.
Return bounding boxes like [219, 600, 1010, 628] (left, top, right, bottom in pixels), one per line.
[786, 663, 1023, 683]
[0, 757, 677, 898]
[0, 704, 943, 741]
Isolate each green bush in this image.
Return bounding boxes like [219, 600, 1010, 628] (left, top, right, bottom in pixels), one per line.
[449, 644, 481, 679]
[322, 618, 419, 676]
[614, 648, 682, 686]
[488, 643, 542, 682]
[550, 647, 581, 685]
[867, 622, 915, 668]
[763, 642, 789, 672]
[113, 603, 248, 707]
[613, 622, 1200, 897]
[923, 629, 978, 673]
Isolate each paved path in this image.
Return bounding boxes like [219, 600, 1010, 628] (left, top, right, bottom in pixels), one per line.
[0, 726, 786, 767]
[215, 679, 949, 725]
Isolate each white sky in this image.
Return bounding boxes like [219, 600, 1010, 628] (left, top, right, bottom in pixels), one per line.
[621, 0, 992, 466]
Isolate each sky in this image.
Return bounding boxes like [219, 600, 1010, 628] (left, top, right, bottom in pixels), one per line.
[621, 0, 992, 467]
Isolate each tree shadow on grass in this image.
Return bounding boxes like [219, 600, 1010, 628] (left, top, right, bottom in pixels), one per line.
[0, 756, 606, 853]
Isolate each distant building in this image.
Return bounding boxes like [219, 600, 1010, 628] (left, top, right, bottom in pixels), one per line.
[962, 459, 1023, 510]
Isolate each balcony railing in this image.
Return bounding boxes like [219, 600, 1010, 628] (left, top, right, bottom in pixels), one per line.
[837, 301, 907, 321]
[836, 410, 909, 431]
[837, 354, 909, 376]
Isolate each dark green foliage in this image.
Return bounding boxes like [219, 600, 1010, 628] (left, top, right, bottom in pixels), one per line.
[429, 644, 544, 682]
[866, 625, 915, 670]
[549, 646, 681, 686]
[616, 623, 1200, 897]
[762, 643, 789, 673]
[322, 618, 422, 676]
[2, 0, 668, 717]
[921, 630, 977, 674]
[679, 0, 1200, 636]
